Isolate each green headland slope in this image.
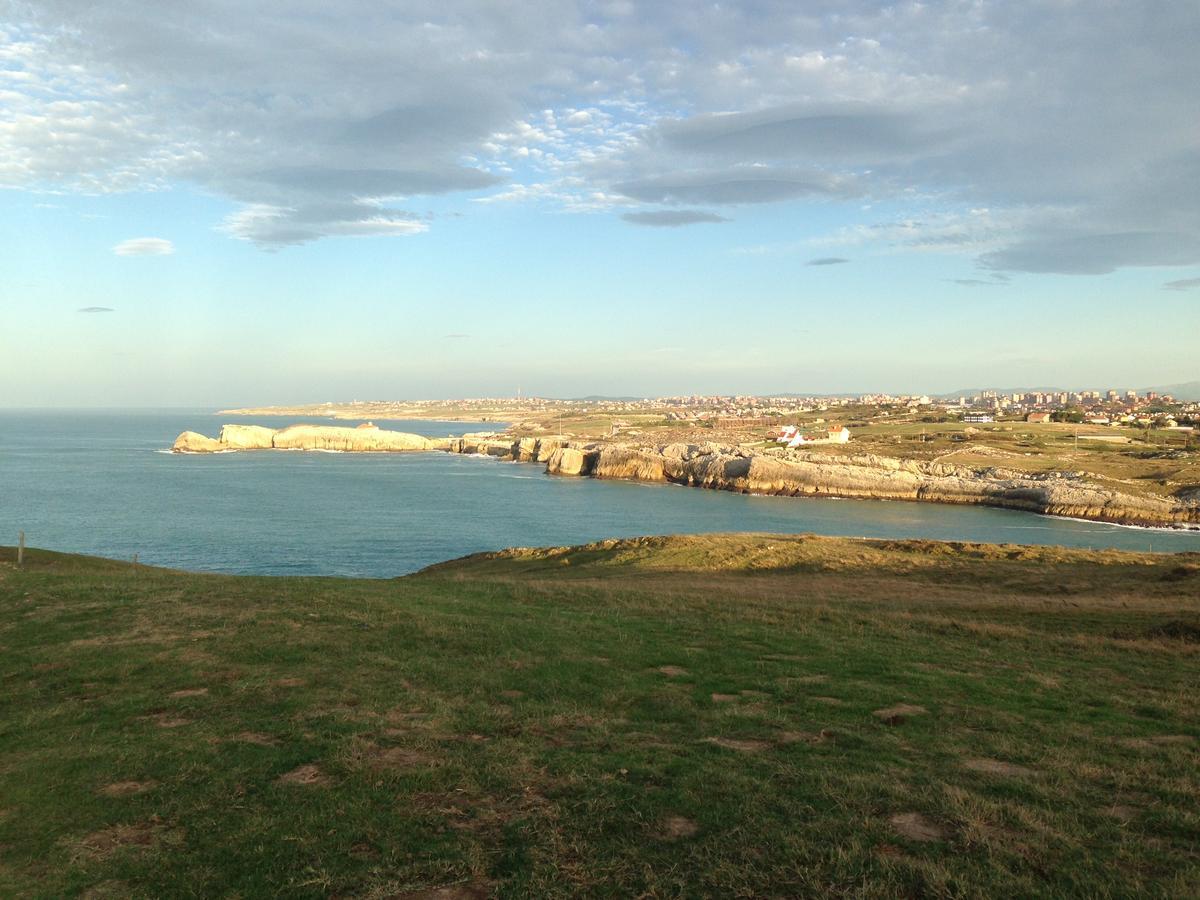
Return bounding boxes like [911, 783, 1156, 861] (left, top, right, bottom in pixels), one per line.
[1, 535, 1198, 897]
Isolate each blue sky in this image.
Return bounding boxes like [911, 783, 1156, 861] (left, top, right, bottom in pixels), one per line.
[2, 2, 1197, 405]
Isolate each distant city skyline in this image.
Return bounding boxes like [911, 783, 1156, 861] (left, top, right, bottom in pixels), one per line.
[1, 2, 1197, 406]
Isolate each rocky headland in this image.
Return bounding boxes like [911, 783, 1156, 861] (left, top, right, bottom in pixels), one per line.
[173, 424, 1200, 528]
[173, 423, 438, 454]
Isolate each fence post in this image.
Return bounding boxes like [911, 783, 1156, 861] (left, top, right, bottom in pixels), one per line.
[17, 531, 25, 567]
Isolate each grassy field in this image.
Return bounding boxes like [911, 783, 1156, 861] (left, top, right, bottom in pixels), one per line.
[2, 535, 1198, 898]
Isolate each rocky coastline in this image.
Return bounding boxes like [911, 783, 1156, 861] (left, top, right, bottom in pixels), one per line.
[173, 424, 1200, 529]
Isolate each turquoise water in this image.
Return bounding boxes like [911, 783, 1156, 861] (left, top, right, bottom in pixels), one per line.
[1, 410, 1197, 576]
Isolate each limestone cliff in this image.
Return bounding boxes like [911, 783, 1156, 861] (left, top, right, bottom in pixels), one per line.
[218, 424, 277, 449]
[171, 426, 1200, 528]
[174, 424, 435, 453]
[540, 440, 1200, 528]
[271, 424, 432, 452]
[172, 431, 224, 453]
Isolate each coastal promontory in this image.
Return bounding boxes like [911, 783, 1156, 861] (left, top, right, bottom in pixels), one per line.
[172, 422, 1200, 528]
[172, 423, 437, 453]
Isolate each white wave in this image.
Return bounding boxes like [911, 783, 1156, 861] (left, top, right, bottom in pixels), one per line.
[1042, 513, 1200, 534]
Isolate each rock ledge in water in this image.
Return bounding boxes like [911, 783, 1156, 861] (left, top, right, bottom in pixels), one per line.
[172, 424, 434, 453]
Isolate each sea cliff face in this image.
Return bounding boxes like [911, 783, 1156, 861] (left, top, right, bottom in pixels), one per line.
[534, 439, 1200, 528]
[173, 424, 435, 453]
[171, 426, 1200, 528]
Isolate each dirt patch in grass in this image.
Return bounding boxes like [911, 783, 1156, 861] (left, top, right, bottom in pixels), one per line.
[389, 882, 492, 900]
[69, 627, 180, 649]
[142, 713, 191, 728]
[1149, 734, 1194, 745]
[99, 780, 157, 797]
[963, 758, 1036, 778]
[370, 745, 435, 770]
[72, 819, 182, 861]
[811, 696, 845, 706]
[660, 816, 699, 840]
[228, 731, 276, 746]
[273, 677, 305, 688]
[499, 689, 524, 699]
[276, 764, 329, 787]
[775, 730, 823, 744]
[711, 693, 738, 703]
[889, 812, 948, 842]
[169, 687, 208, 698]
[345, 737, 438, 772]
[79, 880, 133, 899]
[702, 736, 770, 753]
[1104, 804, 1141, 821]
[657, 665, 689, 677]
[873, 704, 928, 725]
[1118, 734, 1194, 749]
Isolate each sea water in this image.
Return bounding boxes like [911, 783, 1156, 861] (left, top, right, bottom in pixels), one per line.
[1, 410, 1197, 576]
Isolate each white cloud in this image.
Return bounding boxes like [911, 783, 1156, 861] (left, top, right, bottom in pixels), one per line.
[621, 209, 729, 227]
[1, 3, 1197, 270]
[113, 237, 173, 256]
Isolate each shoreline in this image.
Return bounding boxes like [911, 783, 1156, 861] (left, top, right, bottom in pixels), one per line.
[171, 423, 1200, 533]
[9, 530, 1198, 581]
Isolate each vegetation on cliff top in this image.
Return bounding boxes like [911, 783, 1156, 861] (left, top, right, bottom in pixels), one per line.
[1, 535, 1198, 897]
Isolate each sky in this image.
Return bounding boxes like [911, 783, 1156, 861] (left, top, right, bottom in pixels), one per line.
[1, 1, 1197, 406]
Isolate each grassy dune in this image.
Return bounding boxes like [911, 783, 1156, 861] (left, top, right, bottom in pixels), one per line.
[1, 536, 1198, 898]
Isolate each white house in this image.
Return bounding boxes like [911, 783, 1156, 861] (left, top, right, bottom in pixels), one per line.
[826, 425, 850, 443]
[788, 425, 850, 446]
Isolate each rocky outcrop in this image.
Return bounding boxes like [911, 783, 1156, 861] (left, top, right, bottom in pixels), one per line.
[171, 425, 1200, 528]
[218, 424, 277, 449]
[174, 424, 434, 453]
[172, 431, 224, 453]
[539, 440, 1200, 528]
[271, 424, 432, 452]
[545, 446, 597, 476]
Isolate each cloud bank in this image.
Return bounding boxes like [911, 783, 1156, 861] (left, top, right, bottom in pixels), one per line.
[1, 3, 1197, 272]
[621, 210, 729, 227]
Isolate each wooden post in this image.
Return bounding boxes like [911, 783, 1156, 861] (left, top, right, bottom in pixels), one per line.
[132, 553, 139, 568]
[17, 531, 24, 567]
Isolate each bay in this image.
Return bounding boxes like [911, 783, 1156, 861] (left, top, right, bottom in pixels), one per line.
[1, 410, 1196, 577]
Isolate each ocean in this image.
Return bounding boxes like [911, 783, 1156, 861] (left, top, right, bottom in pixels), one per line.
[1, 410, 1197, 576]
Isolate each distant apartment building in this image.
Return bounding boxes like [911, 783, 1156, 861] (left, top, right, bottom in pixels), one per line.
[963, 414, 994, 423]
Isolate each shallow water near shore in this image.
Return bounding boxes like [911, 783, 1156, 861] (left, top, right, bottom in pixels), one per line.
[1, 410, 1198, 576]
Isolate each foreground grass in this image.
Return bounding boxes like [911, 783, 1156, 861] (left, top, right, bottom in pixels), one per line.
[1, 535, 1198, 898]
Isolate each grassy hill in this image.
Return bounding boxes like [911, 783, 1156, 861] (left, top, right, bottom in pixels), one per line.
[1, 535, 1198, 897]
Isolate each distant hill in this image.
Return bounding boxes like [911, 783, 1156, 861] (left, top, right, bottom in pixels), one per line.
[1142, 381, 1200, 401]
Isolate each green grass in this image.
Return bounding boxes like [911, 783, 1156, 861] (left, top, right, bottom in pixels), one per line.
[1, 535, 1199, 898]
